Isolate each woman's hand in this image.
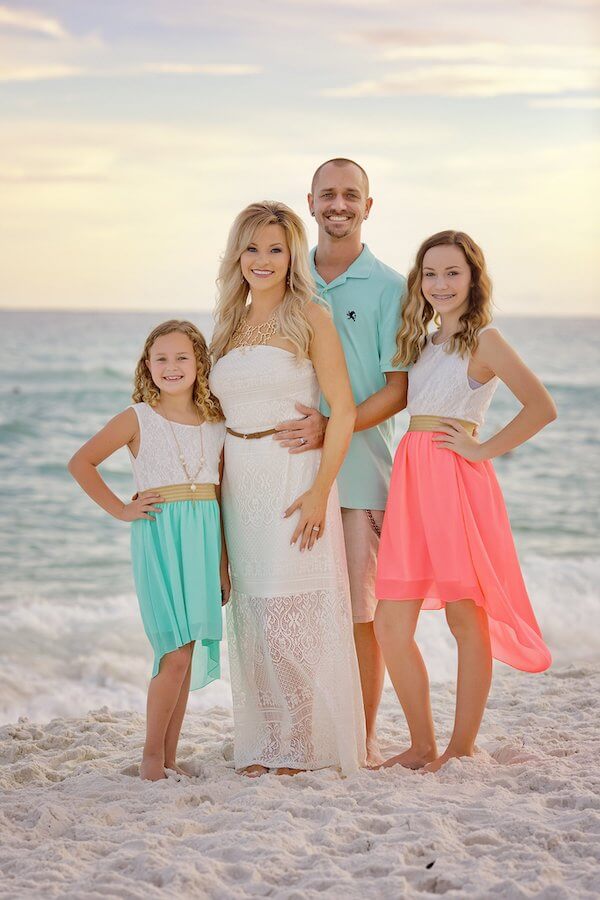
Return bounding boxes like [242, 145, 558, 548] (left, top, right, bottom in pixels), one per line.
[284, 488, 328, 551]
[431, 420, 486, 462]
[118, 492, 164, 522]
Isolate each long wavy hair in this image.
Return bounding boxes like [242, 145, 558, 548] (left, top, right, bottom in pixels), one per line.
[393, 230, 493, 366]
[133, 319, 224, 421]
[211, 201, 318, 361]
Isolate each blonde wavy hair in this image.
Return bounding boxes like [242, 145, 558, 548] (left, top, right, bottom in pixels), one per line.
[211, 201, 318, 361]
[393, 230, 493, 366]
[133, 320, 224, 421]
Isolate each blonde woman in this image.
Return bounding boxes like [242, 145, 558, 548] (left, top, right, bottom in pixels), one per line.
[209, 201, 366, 776]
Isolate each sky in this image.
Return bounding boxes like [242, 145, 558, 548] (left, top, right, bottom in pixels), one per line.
[1, 0, 599, 316]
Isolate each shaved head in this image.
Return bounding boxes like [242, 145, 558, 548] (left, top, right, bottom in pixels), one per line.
[311, 158, 370, 197]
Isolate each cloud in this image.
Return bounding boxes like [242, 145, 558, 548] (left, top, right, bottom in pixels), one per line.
[0, 5, 67, 39]
[323, 63, 597, 98]
[328, 28, 600, 99]
[0, 64, 81, 82]
[139, 63, 263, 76]
[379, 43, 600, 66]
[529, 95, 600, 108]
[0, 62, 262, 82]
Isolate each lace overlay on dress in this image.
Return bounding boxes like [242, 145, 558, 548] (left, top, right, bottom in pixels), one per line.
[406, 326, 499, 426]
[128, 403, 225, 491]
[209, 346, 366, 773]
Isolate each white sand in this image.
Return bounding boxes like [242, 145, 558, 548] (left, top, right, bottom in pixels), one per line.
[1, 664, 599, 899]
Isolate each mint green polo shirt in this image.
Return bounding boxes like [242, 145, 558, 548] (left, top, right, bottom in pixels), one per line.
[310, 244, 407, 510]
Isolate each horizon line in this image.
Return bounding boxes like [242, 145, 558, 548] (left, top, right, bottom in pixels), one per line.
[0, 307, 598, 320]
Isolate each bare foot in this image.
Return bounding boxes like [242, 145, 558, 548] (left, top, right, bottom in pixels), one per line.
[140, 754, 167, 781]
[238, 764, 269, 778]
[274, 767, 305, 776]
[365, 738, 384, 768]
[164, 762, 192, 777]
[379, 746, 438, 770]
[419, 749, 474, 774]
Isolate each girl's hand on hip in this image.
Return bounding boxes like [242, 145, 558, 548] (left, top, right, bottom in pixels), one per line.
[284, 488, 328, 551]
[119, 492, 164, 521]
[220, 572, 231, 606]
[432, 420, 485, 462]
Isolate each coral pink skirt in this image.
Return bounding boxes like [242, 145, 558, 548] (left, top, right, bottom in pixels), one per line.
[375, 431, 551, 673]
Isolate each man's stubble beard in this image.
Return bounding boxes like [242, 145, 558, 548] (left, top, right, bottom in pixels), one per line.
[321, 220, 360, 241]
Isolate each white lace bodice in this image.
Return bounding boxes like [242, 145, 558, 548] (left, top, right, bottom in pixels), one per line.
[209, 345, 319, 432]
[128, 402, 226, 491]
[406, 326, 499, 426]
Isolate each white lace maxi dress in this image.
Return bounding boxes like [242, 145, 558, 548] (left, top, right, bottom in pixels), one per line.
[209, 345, 366, 774]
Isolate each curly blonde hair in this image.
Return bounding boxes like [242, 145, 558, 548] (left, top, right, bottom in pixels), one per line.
[393, 230, 493, 366]
[210, 201, 318, 362]
[133, 320, 223, 421]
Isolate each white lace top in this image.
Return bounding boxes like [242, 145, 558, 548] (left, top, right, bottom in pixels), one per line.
[127, 402, 226, 492]
[406, 326, 499, 426]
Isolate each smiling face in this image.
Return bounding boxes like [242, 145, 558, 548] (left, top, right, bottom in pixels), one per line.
[146, 331, 197, 397]
[309, 162, 372, 240]
[239, 222, 290, 294]
[421, 244, 472, 318]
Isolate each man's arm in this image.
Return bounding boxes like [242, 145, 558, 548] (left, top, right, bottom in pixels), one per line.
[354, 371, 407, 432]
[273, 371, 407, 452]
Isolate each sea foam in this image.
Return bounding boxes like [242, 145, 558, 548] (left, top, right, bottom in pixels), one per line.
[2, 556, 597, 725]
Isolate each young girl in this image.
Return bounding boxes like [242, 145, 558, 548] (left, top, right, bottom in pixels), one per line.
[68, 320, 228, 781]
[374, 231, 555, 773]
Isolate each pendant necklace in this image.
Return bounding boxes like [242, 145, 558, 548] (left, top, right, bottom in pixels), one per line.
[158, 403, 206, 491]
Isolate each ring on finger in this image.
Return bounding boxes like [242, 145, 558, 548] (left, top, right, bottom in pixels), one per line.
[311, 525, 320, 532]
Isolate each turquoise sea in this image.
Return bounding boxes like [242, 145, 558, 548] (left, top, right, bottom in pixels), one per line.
[0, 311, 598, 723]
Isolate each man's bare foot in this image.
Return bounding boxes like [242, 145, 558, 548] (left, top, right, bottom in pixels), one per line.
[238, 764, 269, 778]
[274, 767, 305, 776]
[379, 745, 438, 770]
[419, 748, 474, 774]
[164, 762, 192, 777]
[365, 738, 384, 768]
[140, 754, 167, 781]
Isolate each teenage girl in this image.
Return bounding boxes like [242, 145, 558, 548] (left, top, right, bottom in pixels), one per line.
[69, 320, 228, 780]
[375, 231, 555, 773]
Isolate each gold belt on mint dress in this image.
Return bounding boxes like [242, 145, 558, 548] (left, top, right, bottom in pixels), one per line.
[135, 483, 216, 502]
[408, 415, 477, 436]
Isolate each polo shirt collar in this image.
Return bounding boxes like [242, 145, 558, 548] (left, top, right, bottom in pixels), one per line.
[310, 244, 375, 289]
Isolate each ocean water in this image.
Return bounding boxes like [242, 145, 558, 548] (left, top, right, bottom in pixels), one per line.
[0, 310, 598, 724]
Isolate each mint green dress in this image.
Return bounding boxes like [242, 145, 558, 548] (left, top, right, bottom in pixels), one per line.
[128, 403, 226, 690]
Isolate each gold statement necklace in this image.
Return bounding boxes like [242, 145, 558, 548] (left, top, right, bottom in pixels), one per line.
[158, 403, 206, 492]
[230, 308, 279, 350]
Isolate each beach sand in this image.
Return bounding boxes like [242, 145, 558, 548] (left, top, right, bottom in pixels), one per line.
[1, 664, 599, 899]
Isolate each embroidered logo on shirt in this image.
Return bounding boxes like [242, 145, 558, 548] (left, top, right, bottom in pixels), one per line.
[346, 310, 357, 322]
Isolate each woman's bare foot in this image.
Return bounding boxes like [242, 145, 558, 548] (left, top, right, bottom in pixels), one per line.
[365, 737, 384, 768]
[140, 754, 167, 781]
[419, 748, 474, 774]
[164, 762, 192, 777]
[379, 745, 438, 770]
[238, 764, 269, 778]
[274, 767, 305, 776]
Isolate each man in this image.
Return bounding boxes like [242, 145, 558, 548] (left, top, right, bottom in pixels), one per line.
[275, 158, 407, 766]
